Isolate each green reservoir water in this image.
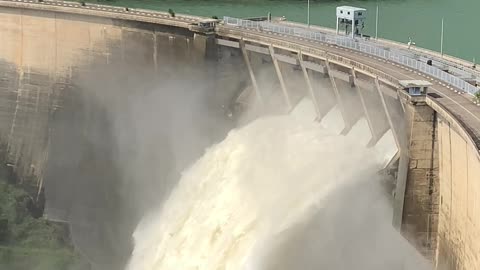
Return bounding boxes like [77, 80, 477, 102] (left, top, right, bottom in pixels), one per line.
[92, 0, 480, 62]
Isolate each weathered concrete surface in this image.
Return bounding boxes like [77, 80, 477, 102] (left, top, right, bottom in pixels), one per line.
[0, 8, 123, 191]
[354, 77, 390, 146]
[278, 56, 309, 110]
[401, 99, 440, 260]
[0, 6, 211, 189]
[308, 69, 336, 118]
[333, 75, 364, 134]
[436, 116, 480, 270]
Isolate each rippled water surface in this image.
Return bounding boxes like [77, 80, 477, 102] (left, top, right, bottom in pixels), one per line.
[94, 0, 479, 61]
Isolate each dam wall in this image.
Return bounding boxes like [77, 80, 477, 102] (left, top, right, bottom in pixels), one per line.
[0, 5, 214, 193]
[0, 5, 247, 268]
[399, 95, 480, 269]
[1, 2, 480, 270]
[399, 96, 440, 259]
[431, 100, 480, 270]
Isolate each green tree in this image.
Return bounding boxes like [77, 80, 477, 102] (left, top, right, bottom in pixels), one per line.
[474, 91, 480, 104]
[0, 171, 88, 269]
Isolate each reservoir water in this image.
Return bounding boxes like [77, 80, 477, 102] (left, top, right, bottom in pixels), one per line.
[94, 0, 480, 62]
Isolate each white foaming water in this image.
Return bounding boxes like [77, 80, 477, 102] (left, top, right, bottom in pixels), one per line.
[125, 110, 406, 270]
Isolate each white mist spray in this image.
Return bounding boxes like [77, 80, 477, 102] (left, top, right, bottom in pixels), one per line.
[125, 106, 414, 269]
[125, 89, 433, 269]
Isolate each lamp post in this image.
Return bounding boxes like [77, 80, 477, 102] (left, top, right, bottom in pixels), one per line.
[375, 5, 379, 40]
[307, 0, 310, 27]
[440, 18, 444, 56]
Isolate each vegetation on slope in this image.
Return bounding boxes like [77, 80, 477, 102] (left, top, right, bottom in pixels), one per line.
[474, 91, 480, 104]
[0, 163, 89, 270]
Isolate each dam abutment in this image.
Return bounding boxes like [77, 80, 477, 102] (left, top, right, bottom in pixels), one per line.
[398, 94, 440, 260]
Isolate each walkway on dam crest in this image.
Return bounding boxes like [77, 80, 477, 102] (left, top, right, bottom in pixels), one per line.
[0, 0, 204, 28]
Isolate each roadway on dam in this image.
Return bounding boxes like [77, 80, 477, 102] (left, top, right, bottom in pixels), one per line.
[218, 25, 480, 150]
[0, 0, 203, 28]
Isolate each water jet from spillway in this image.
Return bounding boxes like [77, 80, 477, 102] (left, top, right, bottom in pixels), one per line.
[126, 111, 430, 270]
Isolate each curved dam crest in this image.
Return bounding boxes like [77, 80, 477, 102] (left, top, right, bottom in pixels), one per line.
[0, 2, 479, 270]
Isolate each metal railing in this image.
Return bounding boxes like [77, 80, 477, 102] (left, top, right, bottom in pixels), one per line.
[223, 17, 479, 96]
[0, 0, 202, 23]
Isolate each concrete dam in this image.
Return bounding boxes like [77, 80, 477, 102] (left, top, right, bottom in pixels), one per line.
[0, 1, 479, 269]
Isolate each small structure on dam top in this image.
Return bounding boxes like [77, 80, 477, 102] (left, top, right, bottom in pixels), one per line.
[189, 18, 218, 34]
[399, 80, 432, 96]
[336, 6, 367, 38]
[398, 80, 433, 106]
